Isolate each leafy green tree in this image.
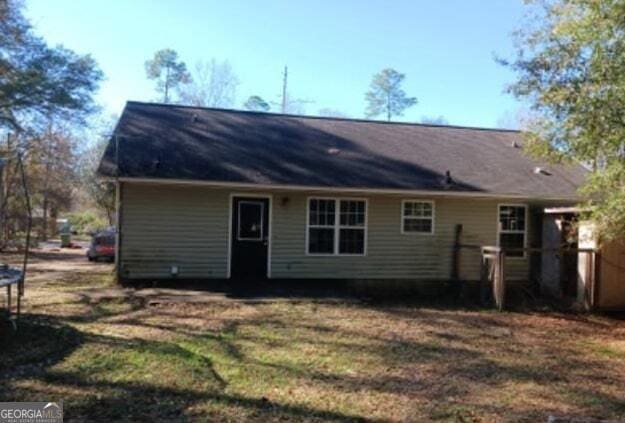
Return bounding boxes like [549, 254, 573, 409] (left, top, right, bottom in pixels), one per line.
[365, 68, 417, 121]
[0, 0, 101, 246]
[145, 49, 191, 103]
[0, 0, 103, 132]
[503, 0, 625, 240]
[243, 95, 270, 112]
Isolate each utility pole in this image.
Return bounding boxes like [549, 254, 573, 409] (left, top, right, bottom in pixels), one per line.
[281, 65, 288, 114]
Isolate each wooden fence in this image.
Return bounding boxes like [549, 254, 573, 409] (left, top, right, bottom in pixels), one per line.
[480, 246, 598, 311]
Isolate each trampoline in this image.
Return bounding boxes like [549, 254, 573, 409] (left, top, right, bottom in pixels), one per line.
[1, 264, 24, 329]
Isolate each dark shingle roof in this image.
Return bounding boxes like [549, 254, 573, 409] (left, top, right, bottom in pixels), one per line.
[98, 101, 587, 199]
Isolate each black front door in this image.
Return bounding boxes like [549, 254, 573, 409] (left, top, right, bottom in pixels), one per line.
[231, 197, 269, 280]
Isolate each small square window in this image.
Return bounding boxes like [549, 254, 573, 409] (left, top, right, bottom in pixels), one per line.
[402, 201, 434, 234]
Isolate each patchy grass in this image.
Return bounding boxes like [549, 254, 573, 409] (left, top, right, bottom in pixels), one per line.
[578, 339, 625, 360]
[1, 250, 625, 422]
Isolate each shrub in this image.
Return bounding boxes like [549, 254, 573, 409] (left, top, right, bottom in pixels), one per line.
[66, 210, 109, 235]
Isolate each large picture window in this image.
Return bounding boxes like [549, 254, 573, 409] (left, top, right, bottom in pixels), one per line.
[307, 198, 367, 255]
[498, 205, 527, 257]
[401, 200, 434, 234]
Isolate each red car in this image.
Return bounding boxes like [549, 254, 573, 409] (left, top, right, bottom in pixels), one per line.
[87, 231, 115, 262]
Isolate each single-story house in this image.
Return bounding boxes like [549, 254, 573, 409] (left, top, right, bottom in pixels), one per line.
[98, 101, 587, 285]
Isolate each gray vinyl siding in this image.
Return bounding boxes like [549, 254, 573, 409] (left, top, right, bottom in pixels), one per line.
[119, 182, 534, 281]
[119, 183, 230, 279]
[271, 193, 532, 281]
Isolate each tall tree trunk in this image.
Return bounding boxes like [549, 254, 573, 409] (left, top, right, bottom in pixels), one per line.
[41, 127, 53, 241]
[106, 207, 113, 226]
[41, 194, 48, 241]
[1, 163, 16, 248]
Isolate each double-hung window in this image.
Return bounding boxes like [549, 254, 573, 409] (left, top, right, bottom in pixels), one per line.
[401, 200, 434, 234]
[307, 198, 366, 255]
[498, 205, 527, 257]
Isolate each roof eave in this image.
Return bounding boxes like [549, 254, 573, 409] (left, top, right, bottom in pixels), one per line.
[100, 175, 584, 203]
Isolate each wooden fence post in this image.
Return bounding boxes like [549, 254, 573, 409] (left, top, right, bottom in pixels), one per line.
[587, 250, 598, 311]
[451, 224, 463, 281]
[16, 277, 21, 320]
[480, 255, 489, 305]
[493, 250, 506, 311]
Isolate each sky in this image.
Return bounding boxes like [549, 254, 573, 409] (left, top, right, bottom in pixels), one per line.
[25, 0, 527, 128]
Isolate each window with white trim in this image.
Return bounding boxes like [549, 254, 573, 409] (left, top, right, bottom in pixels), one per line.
[498, 205, 526, 257]
[307, 198, 366, 255]
[402, 200, 434, 234]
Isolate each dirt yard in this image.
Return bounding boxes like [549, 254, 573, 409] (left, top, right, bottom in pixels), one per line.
[1, 248, 625, 422]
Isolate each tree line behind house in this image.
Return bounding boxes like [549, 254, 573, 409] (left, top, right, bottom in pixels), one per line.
[143, 48, 422, 122]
